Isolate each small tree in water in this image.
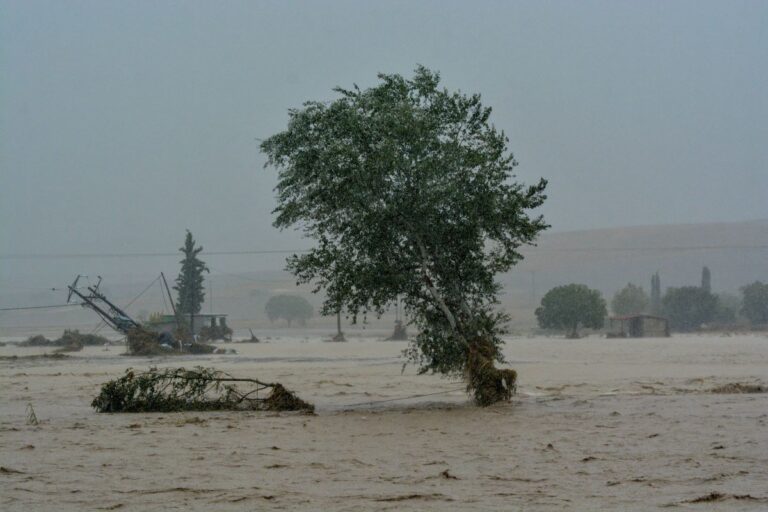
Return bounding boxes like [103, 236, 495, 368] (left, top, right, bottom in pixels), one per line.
[174, 230, 209, 316]
[261, 67, 548, 405]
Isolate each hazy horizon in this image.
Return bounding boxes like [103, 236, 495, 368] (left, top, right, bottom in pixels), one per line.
[1, 1, 767, 304]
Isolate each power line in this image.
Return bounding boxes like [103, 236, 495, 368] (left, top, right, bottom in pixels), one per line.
[526, 244, 768, 253]
[123, 276, 161, 309]
[0, 304, 78, 312]
[0, 249, 312, 260]
[1, 244, 765, 261]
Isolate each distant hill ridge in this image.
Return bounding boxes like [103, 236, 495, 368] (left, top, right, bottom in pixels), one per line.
[507, 219, 768, 298]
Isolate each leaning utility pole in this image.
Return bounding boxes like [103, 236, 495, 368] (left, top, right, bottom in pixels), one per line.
[161, 272, 183, 349]
[66, 275, 140, 334]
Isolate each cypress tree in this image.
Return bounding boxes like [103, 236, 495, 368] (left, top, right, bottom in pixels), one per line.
[650, 272, 661, 315]
[174, 230, 209, 315]
[701, 266, 711, 294]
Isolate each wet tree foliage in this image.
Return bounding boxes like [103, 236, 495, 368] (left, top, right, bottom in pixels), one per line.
[92, 367, 314, 413]
[261, 67, 548, 405]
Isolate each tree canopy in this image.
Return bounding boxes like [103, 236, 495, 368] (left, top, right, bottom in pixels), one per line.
[536, 284, 606, 338]
[261, 66, 548, 405]
[713, 292, 740, 325]
[265, 295, 314, 326]
[662, 286, 717, 332]
[740, 281, 768, 325]
[174, 230, 209, 315]
[611, 283, 649, 316]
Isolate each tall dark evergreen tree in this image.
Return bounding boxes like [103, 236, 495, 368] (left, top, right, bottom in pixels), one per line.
[174, 230, 209, 315]
[650, 272, 662, 315]
[701, 266, 711, 293]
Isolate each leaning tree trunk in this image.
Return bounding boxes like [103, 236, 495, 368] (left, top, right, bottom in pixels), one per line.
[415, 237, 517, 406]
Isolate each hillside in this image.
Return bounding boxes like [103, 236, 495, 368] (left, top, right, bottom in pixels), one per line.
[501, 219, 768, 326]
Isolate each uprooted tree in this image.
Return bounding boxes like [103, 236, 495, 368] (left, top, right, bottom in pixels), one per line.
[92, 367, 314, 413]
[261, 66, 548, 406]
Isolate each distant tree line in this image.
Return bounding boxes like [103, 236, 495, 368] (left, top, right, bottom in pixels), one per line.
[536, 266, 768, 336]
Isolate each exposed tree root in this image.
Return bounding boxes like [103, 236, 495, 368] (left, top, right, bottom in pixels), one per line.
[466, 339, 517, 406]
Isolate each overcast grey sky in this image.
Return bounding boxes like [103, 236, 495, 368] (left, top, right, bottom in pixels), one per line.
[1, 0, 767, 288]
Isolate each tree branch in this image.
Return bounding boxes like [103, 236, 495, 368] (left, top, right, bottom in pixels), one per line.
[413, 235, 468, 347]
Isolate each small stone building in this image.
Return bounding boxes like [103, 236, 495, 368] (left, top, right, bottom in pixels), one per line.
[608, 314, 669, 338]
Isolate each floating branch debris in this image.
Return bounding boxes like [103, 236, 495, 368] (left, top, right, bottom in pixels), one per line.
[91, 367, 314, 413]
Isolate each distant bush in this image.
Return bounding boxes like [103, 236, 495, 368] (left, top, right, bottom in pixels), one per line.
[265, 295, 313, 326]
[611, 283, 649, 316]
[21, 330, 109, 347]
[662, 287, 717, 332]
[21, 334, 53, 346]
[536, 284, 606, 338]
[741, 281, 768, 326]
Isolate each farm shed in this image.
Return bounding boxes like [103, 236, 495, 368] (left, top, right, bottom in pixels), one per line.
[608, 314, 670, 338]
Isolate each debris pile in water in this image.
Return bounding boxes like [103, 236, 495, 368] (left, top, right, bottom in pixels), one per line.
[126, 328, 169, 356]
[198, 324, 233, 342]
[91, 366, 314, 413]
[125, 328, 214, 356]
[21, 330, 109, 349]
[708, 382, 766, 394]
